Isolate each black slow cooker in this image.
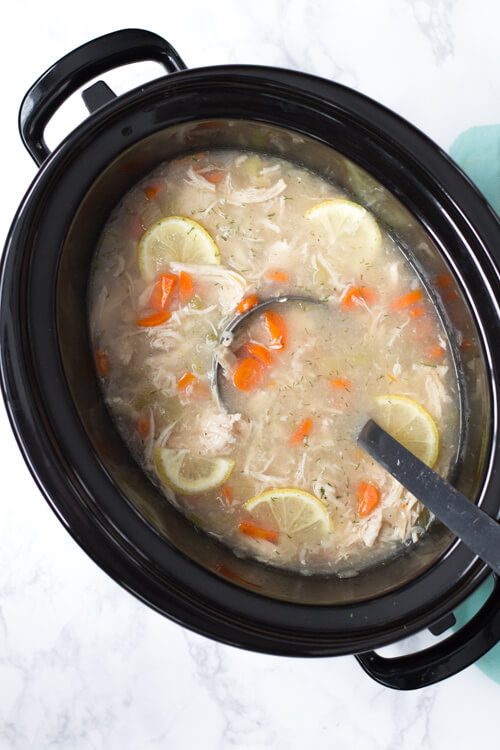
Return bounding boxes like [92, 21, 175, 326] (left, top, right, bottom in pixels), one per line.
[2, 29, 500, 690]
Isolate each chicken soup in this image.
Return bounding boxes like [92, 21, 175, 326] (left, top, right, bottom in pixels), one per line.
[89, 149, 459, 574]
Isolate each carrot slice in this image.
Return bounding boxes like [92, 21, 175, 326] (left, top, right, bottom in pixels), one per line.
[386, 373, 397, 383]
[221, 486, 234, 503]
[137, 311, 171, 327]
[428, 344, 444, 357]
[264, 310, 288, 350]
[237, 294, 259, 315]
[391, 289, 423, 310]
[290, 418, 312, 445]
[330, 378, 351, 390]
[266, 269, 289, 283]
[145, 184, 162, 200]
[342, 286, 375, 310]
[238, 521, 279, 543]
[233, 357, 264, 391]
[138, 417, 150, 438]
[436, 272, 453, 288]
[202, 170, 226, 184]
[357, 483, 380, 516]
[95, 348, 110, 377]
[149, 273, 177, 311]
[243, 342, 273, 367]
[177, 371, 210, 400]
[179, 270, 193, 301]
[410, 306, 425, 317]
[177, 372, 196, 391]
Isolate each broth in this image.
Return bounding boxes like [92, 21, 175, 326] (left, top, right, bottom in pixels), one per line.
[89, 149, 459, 574]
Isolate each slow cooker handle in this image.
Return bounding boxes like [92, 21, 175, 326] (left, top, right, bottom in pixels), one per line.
[18, 28, 187, 166]
[355, 574, 500, 690]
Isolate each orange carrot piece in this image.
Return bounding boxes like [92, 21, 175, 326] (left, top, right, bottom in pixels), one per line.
[290, 418, 312, 445]
[386, 373, 397, 382]
[177, 372, 196, 391]
[238, 521, 279, 543]
[145, 184, 162, 200]
[330, 378, 351, 390]
[202, 170, 226, 184]
[149, 273, 177, 311]
[237, 294, 259, 315]
[357, 482, 380, 516]
[342, 286, 376, 310]
[137, 311, 171, 327]
[436, 272, 453, 288]
[266, 269, 289, 283]
[410, 306, 425, 317]
[233, 357, 264, 391]
[244, 342, 273, 367]
[264, 310, 288, 350]
[391, 289, 423, 310]
[222, 486, 234, 503]
[179, 270, 193, 301]
[177, 371, 209, 400]
[428, 344, 444, 357]
[95, 348, 110, 377]
[138, 417, 150, 438]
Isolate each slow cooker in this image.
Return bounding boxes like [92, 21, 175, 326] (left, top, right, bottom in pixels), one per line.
[2, 28, 500, 690]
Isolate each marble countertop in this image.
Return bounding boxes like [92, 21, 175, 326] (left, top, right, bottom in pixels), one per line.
[1, 1, 499, 747]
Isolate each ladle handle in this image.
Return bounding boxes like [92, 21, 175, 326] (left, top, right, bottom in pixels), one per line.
[358, 419, 500, 576]
[18, 28, 187, 165]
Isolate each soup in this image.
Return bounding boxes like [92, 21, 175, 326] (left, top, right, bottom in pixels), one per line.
[89, 149, 459, 575]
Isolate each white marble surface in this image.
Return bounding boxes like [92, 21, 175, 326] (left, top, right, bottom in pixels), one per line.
[1, 1, 499, 747]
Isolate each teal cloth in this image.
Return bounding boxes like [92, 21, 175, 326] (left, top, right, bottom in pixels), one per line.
[450, 125, 500, 212]
[448, 126, 500, 683]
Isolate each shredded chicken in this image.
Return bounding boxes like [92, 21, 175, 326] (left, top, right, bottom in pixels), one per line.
[185, 165, 216, 192]
[168, 406, 242, 456]
[360, 508, 383, 547]
[224, 177, 287, 205]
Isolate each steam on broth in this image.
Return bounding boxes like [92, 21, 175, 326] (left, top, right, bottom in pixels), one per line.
[89, 148, 459, 575]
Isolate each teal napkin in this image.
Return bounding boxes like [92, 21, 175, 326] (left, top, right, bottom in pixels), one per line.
[450, 125, 500, 211]
[448, 126, 500, 683]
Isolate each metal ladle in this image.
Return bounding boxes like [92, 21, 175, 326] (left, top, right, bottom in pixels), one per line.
[213, 294, 325, 404]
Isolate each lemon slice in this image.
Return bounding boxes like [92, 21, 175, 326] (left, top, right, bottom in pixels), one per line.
[138, 216, 220, 281]
[374, 395, 439, 467]
[244, 488, 332, 538]
[304, 198, 382, 262]
[155, 447, 234, 494]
